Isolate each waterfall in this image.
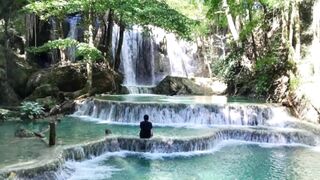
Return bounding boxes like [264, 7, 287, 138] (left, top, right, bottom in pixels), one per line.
[66, 15, 81, 62]
[110, 25, 208, 93]
[120, 25, 142, 86]
[73, 99, 296, 127]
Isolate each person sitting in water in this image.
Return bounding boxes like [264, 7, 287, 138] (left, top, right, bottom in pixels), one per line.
[139, 115, 153, 138]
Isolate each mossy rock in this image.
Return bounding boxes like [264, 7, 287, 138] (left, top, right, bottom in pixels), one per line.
[153, 76, 213, 95]
[36, 96, 58, 111]
[29, 84, 59, 99]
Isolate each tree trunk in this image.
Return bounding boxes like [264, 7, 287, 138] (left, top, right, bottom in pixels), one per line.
[49, 122, 56, 146]
[86, 1, 95, 94]
[288, 3, 295, 47]
[262, 4, 268, 47]
[222, 0, 239, 41]
[294, 1, 301, 61]
[248, 8, 258, 61]
[114, 18, 125, 71]
[58, 21, 67, 64]
[106, 10, 114, 63]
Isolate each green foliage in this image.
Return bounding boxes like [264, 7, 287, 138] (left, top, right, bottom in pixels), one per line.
[28, 38, 78, 53]
[76, 43, 103, 61]
[28, 38, 102, 62]
[24, 0, 195, 38]
[254, 53, 278, 95]
[20, 101, 45, 120]
[212, 49, 243, 81]
[289, 75, 300, 91]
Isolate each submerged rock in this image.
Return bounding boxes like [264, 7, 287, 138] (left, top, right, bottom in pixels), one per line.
[14, 128, 35, 138]
[153, 76, 214, 95]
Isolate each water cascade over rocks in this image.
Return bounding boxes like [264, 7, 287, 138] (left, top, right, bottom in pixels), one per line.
[3, 96, 320, 179]
[74, 98, 284, 127]
[66, 15, 81, 62]
[111, 25, 208, 93]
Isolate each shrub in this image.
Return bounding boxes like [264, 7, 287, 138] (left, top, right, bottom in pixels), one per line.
[20, 101, 45, 120]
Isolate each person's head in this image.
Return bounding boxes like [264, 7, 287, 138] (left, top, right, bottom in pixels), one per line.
[144, 114, 149, 121]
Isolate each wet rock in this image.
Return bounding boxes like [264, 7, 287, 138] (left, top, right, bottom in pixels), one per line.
[14, 128, 35, 138]
[153, 76, 214, 95]
[0, 81, 20, 106]
[49, 100, 75, 116]
[105, 129, 112, 135]
[0, 46, 34, 99]
[192, 77, 227, 95]
[289, 88, 320, 124]
[92, 63, 123, 94]
[5, 51, 34, 98]
[120, 86, 130, 94]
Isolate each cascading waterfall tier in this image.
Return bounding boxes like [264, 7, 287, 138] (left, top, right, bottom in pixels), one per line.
[4, 125, 318, 179]
[124, 85, 155, 94]
[74, 98, 282, 126]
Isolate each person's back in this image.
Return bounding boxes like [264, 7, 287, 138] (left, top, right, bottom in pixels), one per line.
[140, 115, 153, 138]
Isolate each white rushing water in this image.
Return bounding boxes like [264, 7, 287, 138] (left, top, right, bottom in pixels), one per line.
[73, 98, 298, 127]
[55, 140, 316, 180]
[110, 25, 206, 93]
[66, 15, 81, 62]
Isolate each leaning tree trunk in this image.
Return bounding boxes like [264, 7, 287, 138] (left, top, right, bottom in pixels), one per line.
[222, 0, 239, 41]
[114, 18, 125, 71]
[248, 7, 258, 61]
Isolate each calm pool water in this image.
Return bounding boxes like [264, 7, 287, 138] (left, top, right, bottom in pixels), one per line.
[0, 121, 50, 168]
[0, 117, 213, 167]
[95, 94, 265, 104]
[65, 141, 320, 180]
[53, 116, 214, 145]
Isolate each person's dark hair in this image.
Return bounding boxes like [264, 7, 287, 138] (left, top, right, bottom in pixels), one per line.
[144, 114, 149, 121]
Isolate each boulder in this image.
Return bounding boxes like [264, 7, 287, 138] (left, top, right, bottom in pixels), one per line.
[52, 65, 87, 92]
[289, 83, 320, 124]
[192, 77, 227, 95]
[28, 84, 60, 99]
[26, 63, 123, 96]
[92, 63, 123, 94]
[6, 52, 34, 98]
[26, 64, 86, 94]
[0, 46, 35, 98]
[153, 76, 214, 95]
